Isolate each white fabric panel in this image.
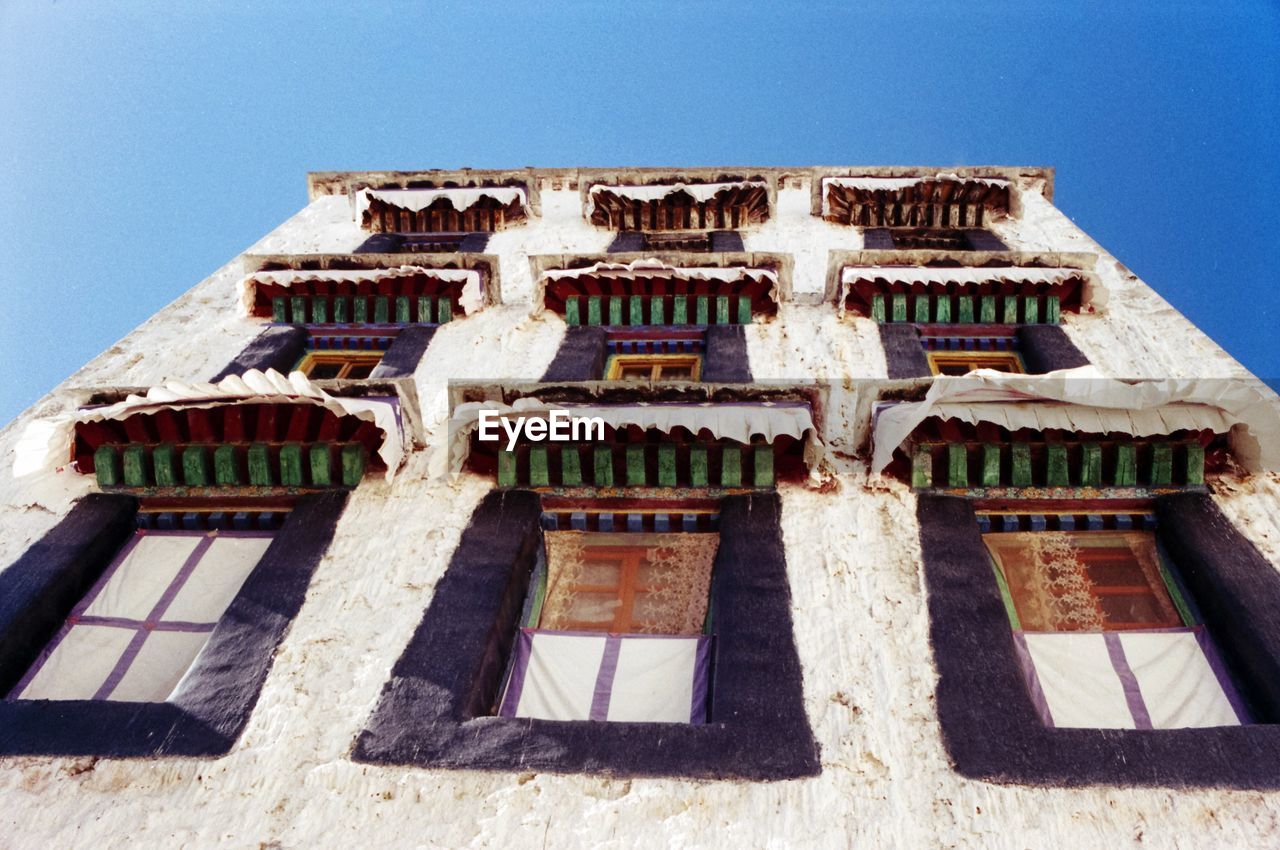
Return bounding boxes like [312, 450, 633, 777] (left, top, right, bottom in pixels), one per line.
[108, 631, 213, 702]
[163, 536, 271, 623]
[870, 366, 1280, 473]
[84, 535, 201, 620]
[238, 266, 484, 317]
[514, 633, 607, 721]
[16, 625, 134, 700]
[606, 638, 697, 724]
[1022, 633, 1135, 729]
[586, 181, 767, 217]
[14, 368, 405, 481]
[449, 398, 820, 474]
[359, 186, 527, 214]
[837, 265, 1105, 312]
[1121, 632, 1241, 729]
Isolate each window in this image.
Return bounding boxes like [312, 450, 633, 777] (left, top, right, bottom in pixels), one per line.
[928, 350, 1024, 376]
[606, 353, 702, 382]
[497, 530, 718, 724]
[12, 529, 272, 702]
[981, 526, 1246, 730]
[863, 227, 1008, 251]
[296, 350, 383, 380]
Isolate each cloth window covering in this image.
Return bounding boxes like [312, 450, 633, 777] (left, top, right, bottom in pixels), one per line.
[11, 530, 272, 702]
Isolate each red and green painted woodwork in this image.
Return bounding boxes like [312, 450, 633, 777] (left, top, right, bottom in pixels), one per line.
[272, 293, 453, 325]
[563, 294, 753, 327]
[495, 441, 777, 489]
[870, 292, 1061, 325]
[910, 439, 1206, 491]
[92, 442, 368, 490]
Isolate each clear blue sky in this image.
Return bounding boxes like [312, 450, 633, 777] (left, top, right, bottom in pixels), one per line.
[1, 1, 1277, 426]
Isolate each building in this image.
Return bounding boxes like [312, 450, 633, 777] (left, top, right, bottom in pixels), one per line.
[1, 166, 1279, 846]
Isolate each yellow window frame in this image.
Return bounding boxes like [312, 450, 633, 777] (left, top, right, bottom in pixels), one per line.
[295, 350, 384, 380]
[927, 350, 1025, 376]
[605, 353, 702, 382]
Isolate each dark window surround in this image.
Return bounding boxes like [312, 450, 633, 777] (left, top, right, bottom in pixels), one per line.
[353, 490, 820, 780]
[0, 491, 347, 757]
[880, 324, 1088, 379]
[919, 493, 1280, 788]
[863, 228, 1007, 251]
[354, 232, 492, 254]
[541, 325, 751, 383]
[607, 231, 745, 253]
[212, 325, 436, 382]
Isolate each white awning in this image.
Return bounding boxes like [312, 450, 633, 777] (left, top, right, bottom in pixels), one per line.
[448, 398, 820, 474]
[586, 181, 767, 217]
[534, 258, 779, 314]
[239, 266, 484, 316]
[357, 186, 528, 215]
[14, 369, 406, 481]
[870, 367, 1280, 473]
[838, 265, 1106, 311]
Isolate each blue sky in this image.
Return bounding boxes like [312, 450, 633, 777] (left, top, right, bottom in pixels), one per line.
[0, 1, 1277, 426]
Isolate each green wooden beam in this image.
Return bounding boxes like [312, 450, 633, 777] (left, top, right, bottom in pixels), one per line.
[341, 444, 365, 486]
[1151, 443, 1174, 486]
[279, 444, 304, 487]
[658, 444, 677, 487]
[981, 443, 1001, 487]
[753, 445, 774, 487]
[979, 295, 996, 324]
[497, 449, 517, 487]
[353, 296, 368, 323]
[183, 446, 211, 487]
[912, 446, 933, 489]
[560, 446, 582, 486]
[437, 297, 452, 324]
[947, 443, 968, 487]
[418, 295, 433, 324]
[721, 445, 742, 487]
[651, 295, 666, 326]
[291, 296, 307, 323]
[695, 295, 710, 325]
[1186, 443, 1205, 486]
[913, 294, 930, 323]
[1002, 295, 1019, 324]
[565, 296, 581, 326]
[689, 446, 709, 486]
[715, 295, 731, 325]
[312, 297, 328, 324]
[1046, 295, 1061, 325]
[1115, 444, 1138, 486]
[529, 447, 550, 487]
[1081, 443, 1103, 487]
[1046, 444, 1069, 487]
[737, 295, 752, 325]
[94, 446, 121, 487]
[272, 297, 288, 323]
[248, 443, 272, 486]
[1023, 296, 1040, 325]
[1011, 443, 1032, 486]
[122, 445, 148, 487]
[333, 296, 350, 324]
[891, 293, 907, 323]
[958, 295, 975, 324]
[609, 296, 623, 326]
[309, 445, 332, 487]
[373, 295, 389, 324]
[593, 446, 614, 486]
[672, 296, 688, 325]
[586, 295, 602, 326]
[626, 445, 647, 486]
[153, 445, 178, 487]
[871, 293, 886, 323]
[214, 445, 240, 486]
[935, 295, 951, 323]
[394, 295, 410, 324]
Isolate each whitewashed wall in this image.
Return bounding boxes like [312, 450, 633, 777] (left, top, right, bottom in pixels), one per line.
[1, 175, 1279, 849]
